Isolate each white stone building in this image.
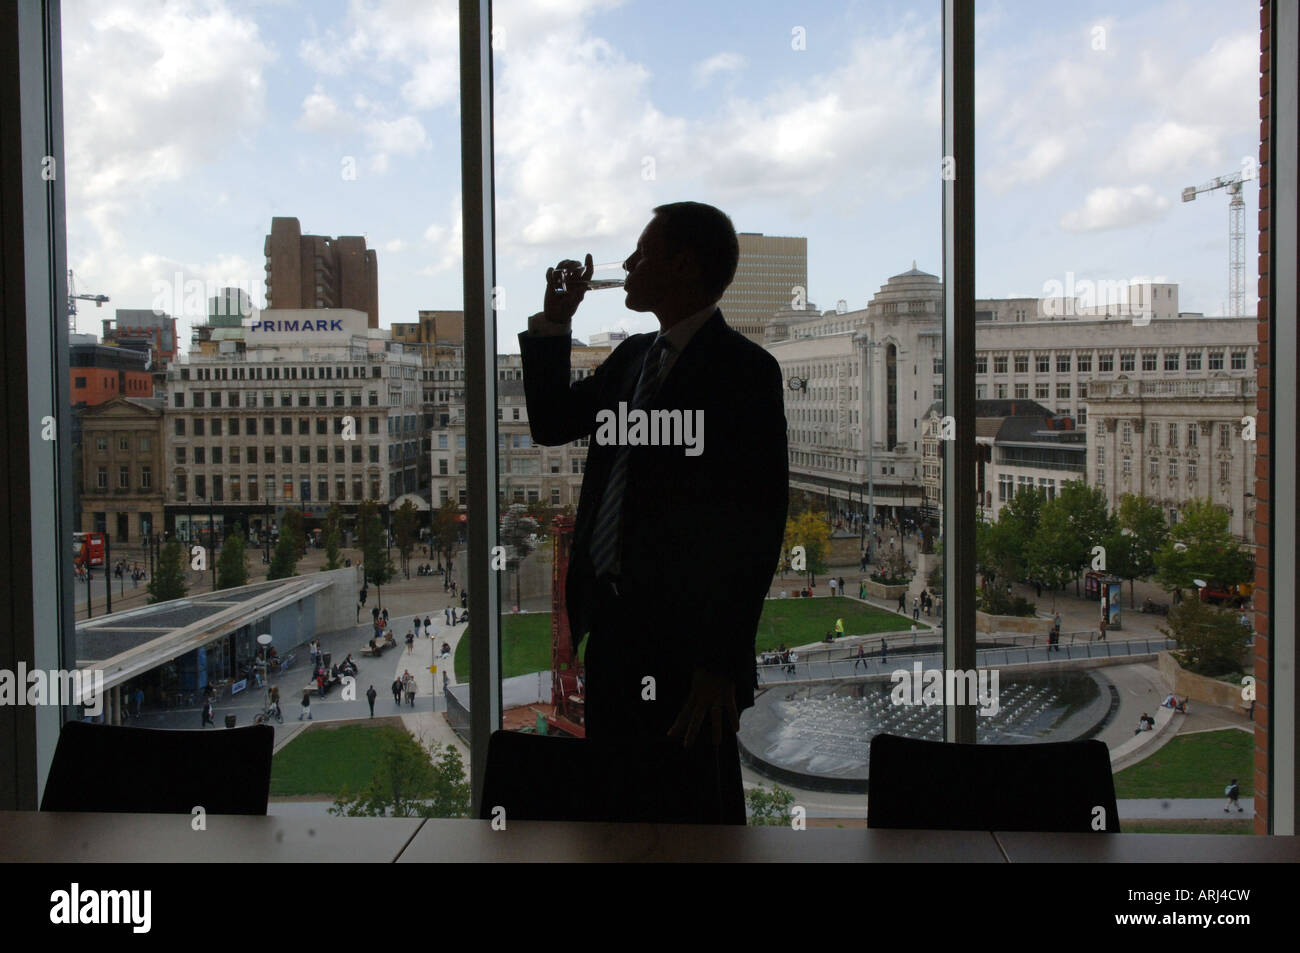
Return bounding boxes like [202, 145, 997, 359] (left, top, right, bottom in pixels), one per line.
[162, 308, 422, 538]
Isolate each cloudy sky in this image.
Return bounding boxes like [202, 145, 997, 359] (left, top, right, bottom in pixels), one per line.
[62, 0, 1260, 353]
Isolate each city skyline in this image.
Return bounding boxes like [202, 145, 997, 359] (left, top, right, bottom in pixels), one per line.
[62, 0, 1260, 355]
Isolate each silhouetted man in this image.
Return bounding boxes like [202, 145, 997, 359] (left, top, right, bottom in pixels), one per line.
[519, 202, 789, 823]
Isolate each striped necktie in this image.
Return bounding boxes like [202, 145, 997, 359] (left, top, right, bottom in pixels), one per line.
[589, 336, 672, 579]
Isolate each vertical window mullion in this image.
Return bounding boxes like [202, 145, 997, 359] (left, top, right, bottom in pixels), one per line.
[942, 0, 977, 744]
[460, 0, 502, 810]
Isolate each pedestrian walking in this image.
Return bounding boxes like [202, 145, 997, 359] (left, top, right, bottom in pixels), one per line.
[299, 693, 312, 721]
[829, 578, 838, 598]
[461, 590, 467, 609]
[309, 640, 318, 669]
[1098, 615, 1108, 641]
[200, 700, 215, 729]
[366, 684, 377, 717]
[404, 671, 416, 707]
[912, 597, 920, 621]
[879, 638, 888, 664]
[445, 606, 452, 626]
[423, 615, 432, 636]
[414, 616, 422, 638]
[133, 687, 144, 718]
[392, 678, 402, 705]
[405, 630, 415, 654]
[898, 592, 906, 614]
[1224, 778, 1243, 813]
[382, 607, 389, 625]
[854, 644, 867, 671]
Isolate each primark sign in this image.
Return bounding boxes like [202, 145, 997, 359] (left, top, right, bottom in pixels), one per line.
[245, 308, 368, 345]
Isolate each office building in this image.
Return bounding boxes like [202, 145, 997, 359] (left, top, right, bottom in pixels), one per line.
[161, 308, 420, 540]
[719, 232, 808, 344]
[263, 216, 380, 328]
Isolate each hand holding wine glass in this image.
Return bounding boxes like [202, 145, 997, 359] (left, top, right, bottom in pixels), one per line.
[543, 254, 592, 325]
[544, 255, 628, 324]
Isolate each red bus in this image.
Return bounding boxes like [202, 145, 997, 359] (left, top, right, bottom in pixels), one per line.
[73, 532, 106, 568]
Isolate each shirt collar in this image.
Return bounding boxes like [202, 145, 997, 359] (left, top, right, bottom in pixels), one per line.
[654, 302, 717, 354]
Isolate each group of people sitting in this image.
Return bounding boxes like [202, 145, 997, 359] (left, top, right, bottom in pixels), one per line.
[758, 646, 797, 674]
[1162, 693, 1189, 713]
[1134, 712, 1156, 734]
[416, 564, 444, 576]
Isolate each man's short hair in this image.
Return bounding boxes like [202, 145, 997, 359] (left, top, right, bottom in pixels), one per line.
[652, 201, 740, 300]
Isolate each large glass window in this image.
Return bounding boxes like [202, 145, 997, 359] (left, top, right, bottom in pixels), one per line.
[0, 0, 1282, 856]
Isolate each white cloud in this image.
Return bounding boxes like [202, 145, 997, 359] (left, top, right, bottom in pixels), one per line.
[298, 0, 461, 110]
[492, 19, 940, 254]
[1060, 185, 1170, 232]
[985, 136, 1068, 191]
[383, 239, 408, 254]
[295, 85, 347, 134]
[1120, 120, 1220, 177]
[419, 197, 463, 275]
[693, 52, 745, 87]
[63, 1, 274, 205]
[293, 88, 431, 174]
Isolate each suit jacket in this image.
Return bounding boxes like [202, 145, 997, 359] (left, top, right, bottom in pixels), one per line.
[518, 308, 789, 712]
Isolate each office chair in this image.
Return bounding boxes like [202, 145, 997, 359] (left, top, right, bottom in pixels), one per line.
[40, 721, 275, 815]
[479, 728, 743, 824]
[867, 732, 1120, 833]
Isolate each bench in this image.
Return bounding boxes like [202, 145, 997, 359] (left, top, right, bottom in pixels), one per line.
[304, 673, 342, 696]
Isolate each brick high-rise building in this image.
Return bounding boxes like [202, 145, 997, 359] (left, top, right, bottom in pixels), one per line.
[718, 232, 808, 344]
[263, 217, 379, 328]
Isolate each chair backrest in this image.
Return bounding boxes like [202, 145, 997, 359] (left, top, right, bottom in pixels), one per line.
[867, 733, 1120, 833]
[41, 721, 274, 815]
[479, 729, 736, 824]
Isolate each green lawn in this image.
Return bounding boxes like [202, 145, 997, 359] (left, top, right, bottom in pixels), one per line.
[755, 598, 929, 651]
[454, 613, 585, 682]
[454, 599, 924, 681]
[270, 721, 408, 797]
[1113, 729, 1254, 799]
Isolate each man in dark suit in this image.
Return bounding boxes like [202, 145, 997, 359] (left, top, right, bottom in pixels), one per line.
[518, 202, 788, 823]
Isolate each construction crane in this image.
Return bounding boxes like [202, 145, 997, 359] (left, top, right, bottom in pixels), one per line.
[1181, 172, 1246, 318]
[67, 269, 109, 334]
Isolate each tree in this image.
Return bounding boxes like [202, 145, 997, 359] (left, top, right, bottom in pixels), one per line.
[1154, 499, 1254, 599]
[216, 522, 249, 590]
[266, 531, 299, 581]
[984, 487, 1045, 585]
[782, 511, 830, 586]
[1102, 494, 1168, 607]
[430, 498, 460, 568]
[529, 500, 557, 537]
[147, 540, 188, 604]
[1056, 481, 1115, 595]
[321, 504, 344, 572]
[1028, 482, 1114, 603]
[359, 500, 395, 608]
[1027, 503, 1081, 606]
[1160, 598, 1252, 677]
[499, 503, 540, 608]
[330, 732, 471, 818]
[927, 540, 944, 596]
[871, 547, 913, 587]
[281, 508, 306, 558]
[745, 783, 795, 826]
[392, 499, 420, 578]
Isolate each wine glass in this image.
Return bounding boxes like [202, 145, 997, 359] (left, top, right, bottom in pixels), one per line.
[551, 260, 627, 295]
